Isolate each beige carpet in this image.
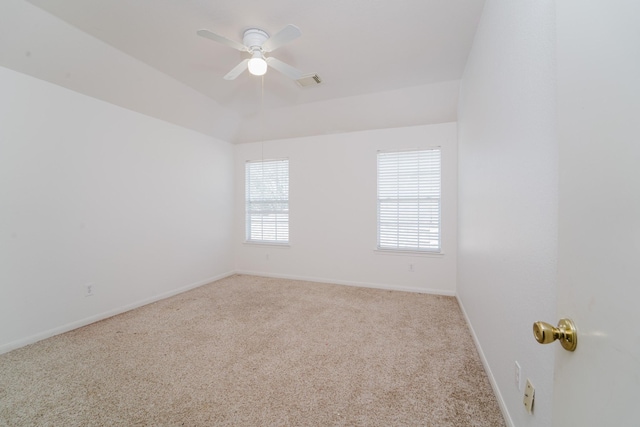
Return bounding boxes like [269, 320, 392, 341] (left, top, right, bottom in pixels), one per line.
[0, 275, 505, 426]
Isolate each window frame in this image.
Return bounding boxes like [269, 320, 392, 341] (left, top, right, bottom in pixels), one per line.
[376, 148, 442, 253]
[245, 158, 290, 245]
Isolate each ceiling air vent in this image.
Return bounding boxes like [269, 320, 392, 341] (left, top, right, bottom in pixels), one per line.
[296, 74, 322, 87]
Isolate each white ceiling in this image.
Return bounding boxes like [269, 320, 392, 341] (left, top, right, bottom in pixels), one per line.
[13, 0, 485, 143]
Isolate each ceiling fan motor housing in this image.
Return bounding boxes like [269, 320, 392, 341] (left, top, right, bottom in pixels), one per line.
[243, 28, 269, 51]
[197, 24, 304, 80]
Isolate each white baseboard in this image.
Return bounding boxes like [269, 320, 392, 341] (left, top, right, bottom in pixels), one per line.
[0, 271, 235, 355]
[1, 270, 453, 355]
[456, 295, 514, 427]
[235, 270, 456, 296]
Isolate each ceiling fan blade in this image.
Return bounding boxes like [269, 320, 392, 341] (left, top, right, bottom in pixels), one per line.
[197, 29, 248, 52]
[224, 59, 249, 80]
[262, 24, 301, 52]
[266, 57, 303, 80]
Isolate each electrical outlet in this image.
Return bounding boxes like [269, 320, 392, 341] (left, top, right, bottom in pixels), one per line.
[523, 378, 535, 413]
[515, 361, 521, 390]
[85, 284, 94, 297]
[266, 253, 270, 261]
[408, 263, 414, 272]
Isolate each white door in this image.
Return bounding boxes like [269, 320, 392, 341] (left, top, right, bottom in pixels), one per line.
[554, 1, 640, 425]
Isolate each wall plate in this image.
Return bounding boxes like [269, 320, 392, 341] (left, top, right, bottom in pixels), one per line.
[523, 378, 535, 413]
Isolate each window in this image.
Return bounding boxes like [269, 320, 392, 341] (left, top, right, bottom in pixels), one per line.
[377, 148, 441, 252]
[245, 159, 289, 244]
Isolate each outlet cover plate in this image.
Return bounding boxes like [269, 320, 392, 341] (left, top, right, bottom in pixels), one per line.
[523, 378, 535, 413]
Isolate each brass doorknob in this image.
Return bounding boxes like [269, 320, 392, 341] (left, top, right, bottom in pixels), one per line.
[533, 318, 577, 352]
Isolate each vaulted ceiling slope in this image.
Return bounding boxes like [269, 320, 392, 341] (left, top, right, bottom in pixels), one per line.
[2, 0, 485, 143]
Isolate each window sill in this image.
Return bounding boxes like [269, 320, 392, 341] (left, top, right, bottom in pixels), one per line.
[243, 241, 290, 248]
[373, 248, 444, 257]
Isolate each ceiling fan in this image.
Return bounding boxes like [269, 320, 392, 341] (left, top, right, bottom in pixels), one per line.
[197, 25, 304, 81]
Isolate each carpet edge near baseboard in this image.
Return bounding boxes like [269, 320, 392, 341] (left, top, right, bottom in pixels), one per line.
[456, 294, 515, 427]
[0, 271, 235, 355]
[235, 270, 456, 296]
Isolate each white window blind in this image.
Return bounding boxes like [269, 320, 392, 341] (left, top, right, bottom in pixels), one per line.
[377, 149, 441, 252]
[245, 159, 289, 243]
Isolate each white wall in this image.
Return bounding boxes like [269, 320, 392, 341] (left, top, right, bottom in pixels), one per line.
[234, 123, 457, 294]
[0, 66, 235, 353]
[0, 0, 241, 142]
[236, 80, 460, 144]
[457, 2, 557, 427]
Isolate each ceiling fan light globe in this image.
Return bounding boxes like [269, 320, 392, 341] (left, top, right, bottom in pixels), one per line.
[248, 57, 268, 76]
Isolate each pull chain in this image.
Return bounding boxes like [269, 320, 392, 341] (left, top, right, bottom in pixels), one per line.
[261, 74, 265, 162]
